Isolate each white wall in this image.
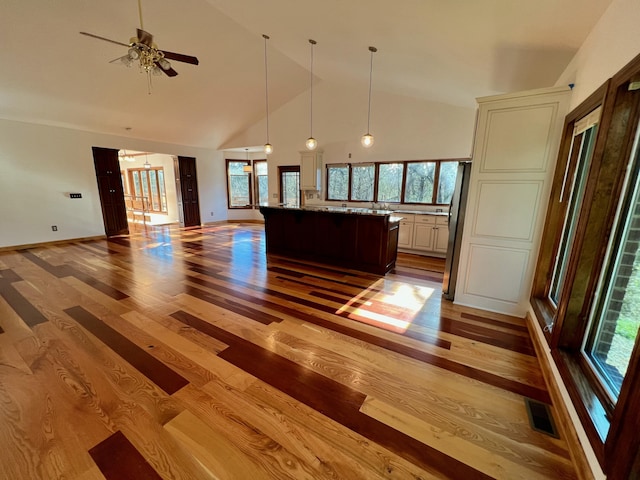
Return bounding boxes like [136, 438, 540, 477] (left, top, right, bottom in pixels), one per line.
[0, 119, 227, 248]
[223, 79, 477, 207]
[555, 0, 640, 110]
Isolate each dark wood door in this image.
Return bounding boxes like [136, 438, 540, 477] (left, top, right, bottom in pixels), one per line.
[176, 156, 201, 227]
[92, 147, 128, 237]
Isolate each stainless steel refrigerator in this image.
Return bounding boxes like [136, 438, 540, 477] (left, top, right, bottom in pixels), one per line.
[442, 161, 472, 300]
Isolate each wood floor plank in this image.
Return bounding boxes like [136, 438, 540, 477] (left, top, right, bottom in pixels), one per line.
[64, 306, 189, 395]
[0, 223, 578, 480]
[89, 430, 162, 480]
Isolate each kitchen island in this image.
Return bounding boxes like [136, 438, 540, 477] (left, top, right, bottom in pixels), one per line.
[259, 205, 402, 275]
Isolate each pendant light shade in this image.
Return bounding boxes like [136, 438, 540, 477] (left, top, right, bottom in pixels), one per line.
[262, 34, 273, 155]
[306, 39, 318, 150]
[361, 46, 377, 148]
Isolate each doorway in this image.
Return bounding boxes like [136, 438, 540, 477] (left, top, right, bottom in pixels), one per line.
[92, 147, 201, 236]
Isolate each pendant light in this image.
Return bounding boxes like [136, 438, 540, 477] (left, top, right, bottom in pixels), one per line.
[243, 148, 253, 172]
[262, 34, 273, 155]
[361, 46, 377, 148]
[305, 39, 318, 150]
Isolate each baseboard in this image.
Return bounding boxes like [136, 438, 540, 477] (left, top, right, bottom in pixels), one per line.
[226, 219, 265, 224]
[0, 235, 107, 252]
[526, 307, 605, 480]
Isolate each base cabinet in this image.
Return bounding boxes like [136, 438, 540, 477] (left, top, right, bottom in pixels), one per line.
[260, 207, 400, 275]
[398, 214, 449, 256]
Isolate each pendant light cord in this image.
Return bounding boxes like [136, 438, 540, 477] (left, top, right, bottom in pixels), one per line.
[309, 39, 316, 138]
[366, 46, 377, 134]
[263, 34, 270, 144]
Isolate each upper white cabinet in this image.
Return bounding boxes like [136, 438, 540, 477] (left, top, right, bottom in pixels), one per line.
[454, 86, 570, 316]
[300, 151, 323, 191]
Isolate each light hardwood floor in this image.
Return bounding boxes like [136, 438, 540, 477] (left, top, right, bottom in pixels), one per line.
[0, 223, 577, 479]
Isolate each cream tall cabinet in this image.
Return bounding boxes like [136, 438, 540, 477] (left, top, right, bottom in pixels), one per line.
[300, 151, 322, 191]
[454, 86, 570, 316]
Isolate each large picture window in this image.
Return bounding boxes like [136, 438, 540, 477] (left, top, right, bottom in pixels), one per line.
[325, 159, 460, 205]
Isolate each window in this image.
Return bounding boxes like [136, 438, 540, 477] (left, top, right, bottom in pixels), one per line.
[227, 160, 252, 208]
[324, 159, 461, 205]
[350, 164, 375, 201]
[279, 166, 300, 207]
[128, 167, 167, 213]
[404, 161, 436, 203]
[549, 111, 600, 307]
[531, 56, 640, 478]
[254, 160, 268, 206]
[437, 161, 458, 204]
[377, 163, 404, 202]
[327, 164, 349, 201]
[583, 121, 640, 401]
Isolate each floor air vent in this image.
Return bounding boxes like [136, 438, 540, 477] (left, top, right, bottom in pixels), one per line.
[524, 398, 560, 438]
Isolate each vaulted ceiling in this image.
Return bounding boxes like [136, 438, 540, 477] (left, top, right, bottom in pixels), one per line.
[0, 0, 613, 149]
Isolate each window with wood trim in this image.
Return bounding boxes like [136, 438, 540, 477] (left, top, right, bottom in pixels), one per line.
[226, 159, 252, 208]
[531, 54, 640, 479]
[127, 167, 167, 213]
[327, 164, 349, 201]
[279, 165, 300, 207]
[325, 159, 462, 205]
[254, 160, 268, 206]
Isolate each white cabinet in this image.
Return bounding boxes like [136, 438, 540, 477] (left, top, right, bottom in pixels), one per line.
[433, 217, 449, 253]
[300, 151, 322, 191]
[413, 217, 436, 251]
[397, 213, 449, 256]
[398, 217, 415, 248]
[454, 86, 570, 316]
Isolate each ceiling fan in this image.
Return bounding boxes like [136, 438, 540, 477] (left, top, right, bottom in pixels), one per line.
[80, 0, 198, 90]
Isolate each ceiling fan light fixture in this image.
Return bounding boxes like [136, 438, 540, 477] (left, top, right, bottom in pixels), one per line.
[127, 47, 140, 60]
[158, 57, 171, 70]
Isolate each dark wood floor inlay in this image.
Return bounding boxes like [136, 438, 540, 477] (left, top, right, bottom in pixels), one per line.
[20, 250, 129, 300]
[0, 268, 49, 327]
[65, 306, 189, 395]
[89, 430, 162, 480]
[171, 309, 492, 479]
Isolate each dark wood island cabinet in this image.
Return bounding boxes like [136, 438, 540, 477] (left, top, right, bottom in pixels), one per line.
[259, 206, 401, 275]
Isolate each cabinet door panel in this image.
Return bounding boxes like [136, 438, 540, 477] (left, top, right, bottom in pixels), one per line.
[434, 226, 449, 253]
[413, 224, 435, 251]
[398, 221, 414, 247]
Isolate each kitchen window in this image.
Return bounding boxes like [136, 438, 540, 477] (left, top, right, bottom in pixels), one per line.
[325, 159, 460, 205]
[351, 163, 375, 201]
[327, 164, 349, 201]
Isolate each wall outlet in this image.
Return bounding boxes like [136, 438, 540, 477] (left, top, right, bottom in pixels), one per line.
[51, 225, 58, 231]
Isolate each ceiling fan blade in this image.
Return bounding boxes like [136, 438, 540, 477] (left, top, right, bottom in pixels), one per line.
[161, 50, 199, 65]
[137, 28, 153, 46]
[161, 66, 179, 77]
[80, 31, 130, 47]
